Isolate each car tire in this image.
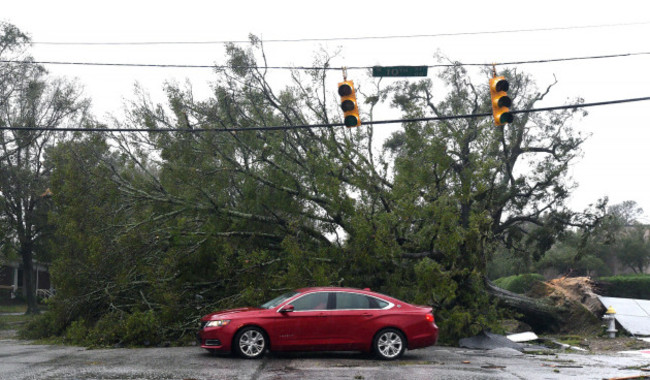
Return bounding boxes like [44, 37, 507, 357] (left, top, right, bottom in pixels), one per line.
[233, 327, 267, 359]
[373, 328, 406, 360]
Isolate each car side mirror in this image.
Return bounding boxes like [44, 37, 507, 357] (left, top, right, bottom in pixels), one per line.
[279, 305, 295, 313]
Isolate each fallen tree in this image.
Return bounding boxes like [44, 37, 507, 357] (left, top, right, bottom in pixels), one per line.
[19, 38, 606, 345]
[486, 276, 603, 333]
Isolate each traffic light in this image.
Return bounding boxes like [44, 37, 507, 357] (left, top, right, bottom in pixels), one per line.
[489, 76, 513, 126]
[338, 80, 361, 127]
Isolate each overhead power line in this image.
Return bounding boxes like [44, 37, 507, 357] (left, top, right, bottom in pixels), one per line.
[0, 60, 216, 69]
[3, 51, 650, 71]
[31, 21, 650, 46]
[2, 96, 649, 133]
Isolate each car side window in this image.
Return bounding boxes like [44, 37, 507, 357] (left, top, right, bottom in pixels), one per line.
[336, 292, 387, 309]
[369, 297, 390, 309]
[290, 292, 329, 311]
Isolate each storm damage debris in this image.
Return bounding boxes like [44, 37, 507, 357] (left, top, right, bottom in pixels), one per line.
[459, 331, 525, 351]
[491, 276, 604, 333]
[544, 277, 604, 316]
[598, 296, 650, 336]
[543, 338, 589, 352]
[528, 276, 605, 325]
[507, 332, 539, 343]
[541, 364, 583, 368]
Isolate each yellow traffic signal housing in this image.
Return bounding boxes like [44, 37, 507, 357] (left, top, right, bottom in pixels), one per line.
[489, 76, 514, 126]
[338, 80, 361, 127]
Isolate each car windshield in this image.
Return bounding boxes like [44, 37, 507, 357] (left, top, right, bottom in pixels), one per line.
[260, 291, 299, 309]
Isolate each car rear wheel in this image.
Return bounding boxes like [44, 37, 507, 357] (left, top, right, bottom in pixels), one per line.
[233, 327, 267, 359]
[374, 328, 405, 360]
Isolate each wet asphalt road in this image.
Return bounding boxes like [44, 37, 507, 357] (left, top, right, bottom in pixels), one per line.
[1, 338, 650, 380]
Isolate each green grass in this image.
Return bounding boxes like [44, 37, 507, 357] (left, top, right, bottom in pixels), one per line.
[0, 304, 28, 313]
[0, 313, 32, 325]
[555, 335, 585, 347]
[0, 303, 36, 332]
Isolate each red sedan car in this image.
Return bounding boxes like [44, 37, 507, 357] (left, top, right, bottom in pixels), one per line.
[198, 287, 438, 359]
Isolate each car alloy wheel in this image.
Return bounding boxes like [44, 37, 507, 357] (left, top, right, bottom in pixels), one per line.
[374, 329, 405, 360]
[235, 327, 266, 359]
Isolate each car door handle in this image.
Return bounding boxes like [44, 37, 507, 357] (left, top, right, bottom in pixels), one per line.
[362, 313, 373, 318]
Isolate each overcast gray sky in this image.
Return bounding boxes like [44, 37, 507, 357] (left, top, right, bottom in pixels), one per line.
[3, 0, 650, 220]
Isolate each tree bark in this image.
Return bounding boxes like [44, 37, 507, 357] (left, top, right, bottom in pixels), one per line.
[485, 278, 565, 332]
[21, 243, 39, 315]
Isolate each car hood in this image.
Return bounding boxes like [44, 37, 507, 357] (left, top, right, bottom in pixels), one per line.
[202, 307, 266, 320]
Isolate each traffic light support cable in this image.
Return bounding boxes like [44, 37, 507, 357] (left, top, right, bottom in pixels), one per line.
[2, 97, 649, 133]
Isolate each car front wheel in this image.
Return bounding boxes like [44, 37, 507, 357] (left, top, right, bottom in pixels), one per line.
[374, 328, 405, 360]
[233, 327, 267, 359]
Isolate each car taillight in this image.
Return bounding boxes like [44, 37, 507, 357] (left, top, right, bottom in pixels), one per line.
[425, 313, 435, 323]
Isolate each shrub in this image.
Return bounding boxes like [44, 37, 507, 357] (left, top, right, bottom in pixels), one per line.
[65, 319, 90, 345]
[123, 310, 160, 346]
[18, 310, 65, 340]
[493, 273, 545, 294]
[20, 308, 166, 347]
[86, 312, 126, 346]
[77, 310, 161, 347]
[596, 274, 650, 299]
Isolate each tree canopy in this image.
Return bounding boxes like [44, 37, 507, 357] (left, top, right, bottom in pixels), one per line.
[0, 22, 90, 313]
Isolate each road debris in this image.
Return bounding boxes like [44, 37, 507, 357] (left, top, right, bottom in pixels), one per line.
[481, 365, 506, 369]
[541, 363, 583, 368]
[459, 330, 524, 351]
[507, 332, 538, 343]
[543, 338, 589, 352]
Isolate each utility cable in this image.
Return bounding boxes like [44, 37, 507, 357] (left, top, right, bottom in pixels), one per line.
[2, 51, 650, 71]
[31, 21, 650, 45]
[1, 96, 649, 133]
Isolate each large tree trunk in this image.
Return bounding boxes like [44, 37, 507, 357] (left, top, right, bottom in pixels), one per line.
[485, 277, 602, 333]
[21, 243, 39, 315]
[485, 278, 566, 332]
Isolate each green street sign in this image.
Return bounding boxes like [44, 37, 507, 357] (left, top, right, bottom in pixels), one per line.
[372, 66, 428, 77]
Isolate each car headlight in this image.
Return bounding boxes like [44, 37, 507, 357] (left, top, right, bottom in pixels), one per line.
[205, 319, 231, 327]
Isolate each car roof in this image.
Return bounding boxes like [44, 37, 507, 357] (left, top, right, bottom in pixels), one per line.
[280, 287, 418, 310]
[295, 286, 365, 293]
[294, 286, 393, 299]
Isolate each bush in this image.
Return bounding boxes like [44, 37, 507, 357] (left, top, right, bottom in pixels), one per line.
[493, 273, 545, 294]
[20, 309, 164, 348]
[65, 319, 90, 345]
[84, 310, 161, 347]
[85, 312, 126, 346]
[596, 274, 650, 299]
[18, 310, 66, 340]
[123, 310, 160, 346]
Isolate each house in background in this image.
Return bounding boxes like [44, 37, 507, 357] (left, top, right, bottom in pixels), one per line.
[0, 260, 52, 301]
